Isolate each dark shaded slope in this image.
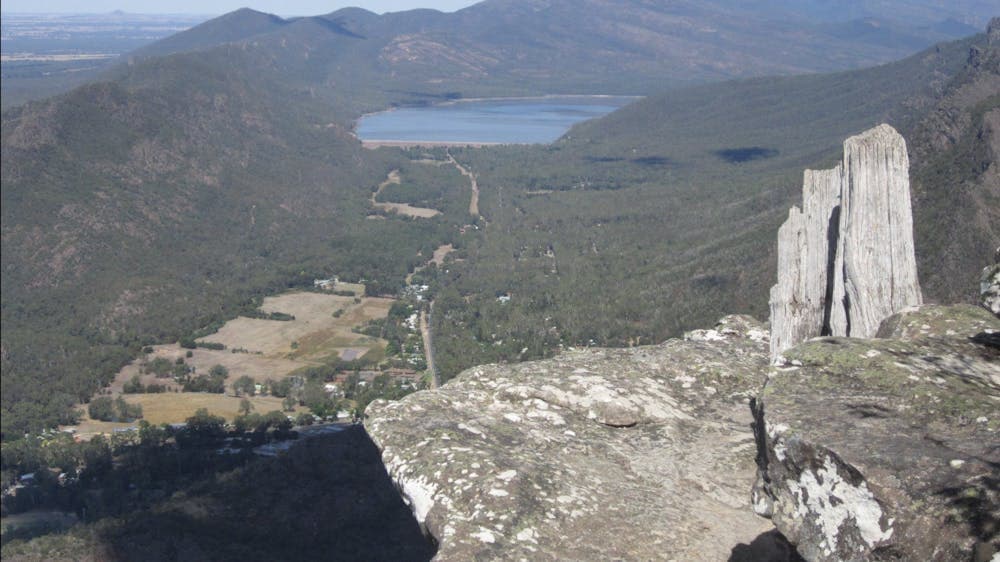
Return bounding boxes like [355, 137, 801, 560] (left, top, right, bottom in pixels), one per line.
[1, 427, 437, 561]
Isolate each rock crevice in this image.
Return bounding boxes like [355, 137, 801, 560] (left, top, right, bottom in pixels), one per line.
[769, 124, 922, 361]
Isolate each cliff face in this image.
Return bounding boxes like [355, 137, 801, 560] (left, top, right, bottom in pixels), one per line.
[908, 18, 1000, 306]
[365, 316, 794, 560]
[769, 124, 922, 361]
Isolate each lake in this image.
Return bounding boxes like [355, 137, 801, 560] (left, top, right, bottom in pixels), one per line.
[356, 96, 638, 145]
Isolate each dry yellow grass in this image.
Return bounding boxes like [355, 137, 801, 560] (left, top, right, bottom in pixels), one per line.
[431, 244, 455, 266]
[332, 280, 366, 295]
[124, 393, 289, 424]
[91, 291, 394, 431]
[74, 394, 292, 436]
[201, 292, 392, 360]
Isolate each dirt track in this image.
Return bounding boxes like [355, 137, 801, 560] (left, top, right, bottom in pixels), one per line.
[447, 152, 480, 217]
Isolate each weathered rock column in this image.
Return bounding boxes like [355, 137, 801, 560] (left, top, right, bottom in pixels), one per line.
[833, 124, 922, 338]
[769, 124, 922, 361]
[768, 168, 841, 357]
[982, 247, 1000, 316]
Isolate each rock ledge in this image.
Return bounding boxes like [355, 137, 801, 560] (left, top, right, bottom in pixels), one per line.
[365, 316, 790, 560]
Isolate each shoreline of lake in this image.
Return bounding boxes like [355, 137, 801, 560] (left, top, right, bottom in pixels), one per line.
[355, 95, 640, 146]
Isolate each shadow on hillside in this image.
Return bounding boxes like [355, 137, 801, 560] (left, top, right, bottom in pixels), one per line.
[95, 425, 435, 561]
[714, 146, 779, 163]
[729, 529, 805, 562]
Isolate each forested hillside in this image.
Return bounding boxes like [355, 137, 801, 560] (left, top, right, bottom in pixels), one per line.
[429, 27, 999, 380]
[0, 49, 461, 436]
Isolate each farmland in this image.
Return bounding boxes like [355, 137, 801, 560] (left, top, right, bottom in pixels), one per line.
[78, 289, 401, 433]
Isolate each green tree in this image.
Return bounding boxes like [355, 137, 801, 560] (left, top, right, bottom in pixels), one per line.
[264, 410, 292, 433]
[238, 397, 254, 416]
[138, 420, 166, 448]
[123, 375, 144, 394]
[113, 396, 143, 421]
[184, 408, 225, 440]
[147, 357, 174, 378]
[233, 375, 256, 397]
[88, 397, 115, 422]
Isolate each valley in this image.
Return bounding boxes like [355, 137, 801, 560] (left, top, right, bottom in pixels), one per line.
[72, 283, 440, 436]
[0, 3, 997, 559]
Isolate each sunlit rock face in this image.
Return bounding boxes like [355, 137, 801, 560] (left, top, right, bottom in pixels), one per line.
[365, 316, 803, 561]
[753, 304, 1000, 562]
[769, 124, 922, 362]
[982, 248, 1000, 316]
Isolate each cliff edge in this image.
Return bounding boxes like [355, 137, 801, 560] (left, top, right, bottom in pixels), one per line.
[752, 305, 999, 561]
[365, 316, 790, 560]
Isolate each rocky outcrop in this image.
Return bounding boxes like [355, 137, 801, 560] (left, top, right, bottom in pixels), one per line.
[769, 124, 922, 361]
[365, 316, 795, 560]
[982, 248, 1000, 316]
[752, 304, 1000, 562]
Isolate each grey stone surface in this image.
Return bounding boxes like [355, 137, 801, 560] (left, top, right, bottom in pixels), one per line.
[769, 168, 841, 359]
[769, 124, 922, 362]
[982, 248, 1000, 316]
[835, 125, 923, 338]
[366, 316, 790, 561]
[753, 304, 1000, 562]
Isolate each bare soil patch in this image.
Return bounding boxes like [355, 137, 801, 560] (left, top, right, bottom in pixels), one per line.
[371, 169, 441, 218]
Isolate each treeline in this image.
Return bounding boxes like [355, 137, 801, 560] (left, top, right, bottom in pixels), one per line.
[87, 396, 143, 423]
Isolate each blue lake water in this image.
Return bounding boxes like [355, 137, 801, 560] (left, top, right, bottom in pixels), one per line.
[356, 96, 638, 144]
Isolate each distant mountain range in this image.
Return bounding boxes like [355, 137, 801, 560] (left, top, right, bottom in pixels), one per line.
[127, 0, 989, 99]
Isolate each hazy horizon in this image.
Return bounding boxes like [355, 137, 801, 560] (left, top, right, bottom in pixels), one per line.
[0, 0, 481, 16]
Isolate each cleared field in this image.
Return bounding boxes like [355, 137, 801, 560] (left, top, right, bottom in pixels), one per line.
[202, 292, 392, 360]
[94, 290, 393, 429]
[126, 393, 289, 424]
[330, 280, 366, 295]
[74, 394, 292, 436]
[111, 347, 306, 391]
[431, 244, 455, 265]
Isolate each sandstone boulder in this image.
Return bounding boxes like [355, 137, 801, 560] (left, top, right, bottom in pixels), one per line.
[366, 316, 793, 560]
[752, 305, 1000, 562]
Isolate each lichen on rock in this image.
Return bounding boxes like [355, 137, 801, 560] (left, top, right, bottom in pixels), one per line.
[365, 315, 793, 560]
[753, 304, 1000, 562]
